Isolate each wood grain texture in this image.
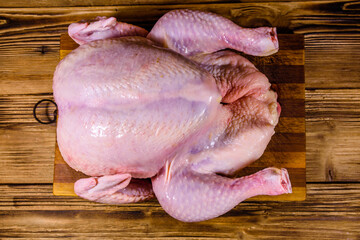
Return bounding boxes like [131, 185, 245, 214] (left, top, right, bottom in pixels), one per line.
[53, 34, 306, 201]
[0, 184, 359, 239]
[0, 0, 347, 7]
[1, 1, 360, 238]
[0, 1, 359, 32]
[0, 94, 56, 184]
[306, 89, 360, 181]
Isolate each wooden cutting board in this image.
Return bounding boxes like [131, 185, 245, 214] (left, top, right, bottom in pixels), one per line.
[54, 33, 306, 201]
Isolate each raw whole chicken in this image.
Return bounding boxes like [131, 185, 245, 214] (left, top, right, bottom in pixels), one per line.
[53, 9, 292, 222]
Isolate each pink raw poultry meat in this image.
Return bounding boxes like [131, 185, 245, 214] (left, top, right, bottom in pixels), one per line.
[53, 9, 291, 222]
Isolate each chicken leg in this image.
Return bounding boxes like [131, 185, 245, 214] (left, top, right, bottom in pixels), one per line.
[147, 9, 278, 56]
[153, 162, 291, 222]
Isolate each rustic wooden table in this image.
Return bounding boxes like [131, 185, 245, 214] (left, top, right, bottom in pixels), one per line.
[0, 1, 359, 239]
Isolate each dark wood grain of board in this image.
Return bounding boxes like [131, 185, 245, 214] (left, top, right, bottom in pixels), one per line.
[259, 65, 305, 83]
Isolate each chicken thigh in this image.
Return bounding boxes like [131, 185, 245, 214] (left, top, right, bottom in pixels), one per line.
[53, 9, 291, 222]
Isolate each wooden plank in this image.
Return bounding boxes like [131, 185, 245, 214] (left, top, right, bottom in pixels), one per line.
[0, 127, 55, 184]
[0, 45, 59, 95]
[306, 34, 360, 89]
[0, 94, 56, 184]
[53, 34, 306, 201]
[0, 184, 359, 239]
[53, 182, 76, 196]
[306, 89, 360, 180]
[272, 83, 305, 99]
[306, 89, 360, 121]
[266, 133, 305, 152]
[245, 49, 304, 65]
[275, 117, 305, 133]
[255, 152, 306, 168]
[261, 65, 305, 84]
[0, 0, 345, 7]
[0, 1, 358, 32]
[59, 33, 77, 50]
[278, 99, 305, 117]
[307, 120, 360, 182]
